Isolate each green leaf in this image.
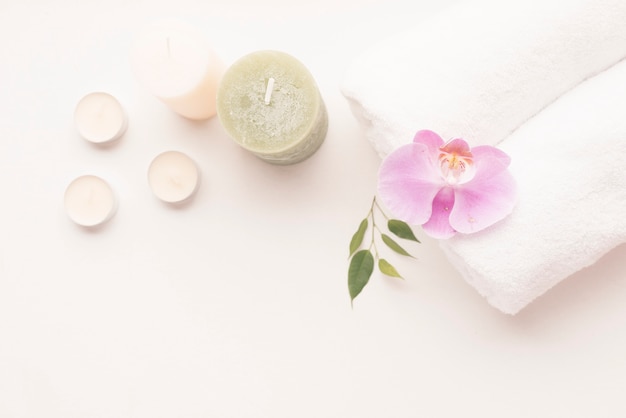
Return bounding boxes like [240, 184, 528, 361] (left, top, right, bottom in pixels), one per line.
[349, 218, 369, 257]
[381, 234, 414, 258]
[348, 250, 375, 303]
[378, 259, 403, 279]
[388, 219, 420, 243]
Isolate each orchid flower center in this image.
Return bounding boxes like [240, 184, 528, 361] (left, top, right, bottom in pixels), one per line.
[438, 139, 474, 185]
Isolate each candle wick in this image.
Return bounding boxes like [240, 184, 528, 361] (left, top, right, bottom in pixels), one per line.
[264, 77, 275, 105]
[170, 171, 182, 187]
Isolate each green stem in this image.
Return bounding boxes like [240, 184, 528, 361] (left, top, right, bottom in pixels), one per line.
[368, 195, 376, 217]
[369, 197, 379, 259]
[373, 196, 390, 221]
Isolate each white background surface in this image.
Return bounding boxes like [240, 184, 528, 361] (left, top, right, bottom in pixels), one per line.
[2, 0, 626, 417]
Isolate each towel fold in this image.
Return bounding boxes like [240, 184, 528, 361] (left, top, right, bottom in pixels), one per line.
[341, 0, 626, 155]
[341, 0, 626, 313]
[440, 59, 626, 313]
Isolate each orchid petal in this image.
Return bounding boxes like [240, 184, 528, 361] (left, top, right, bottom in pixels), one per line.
[378, 143, 443, 225]
[413, 129, 444, 155]
[470, 145, 511, 180]
[422, 187, 457, 239]
[449, 169, 517, 234]
[440, 138, 472, 157]
[471, 145, 511, 165]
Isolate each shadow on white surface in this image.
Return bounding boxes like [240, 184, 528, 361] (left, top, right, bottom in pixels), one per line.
[513, 243, 626, 323]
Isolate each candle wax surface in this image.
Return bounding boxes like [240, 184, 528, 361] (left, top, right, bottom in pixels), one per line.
[148, 151, 200, 203]
[64, 175, 117, 227]
[217, 50, 328, 164]
[74, 92, 127, 143]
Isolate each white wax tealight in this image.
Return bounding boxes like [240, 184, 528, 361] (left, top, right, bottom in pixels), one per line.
[148, 151, 200, 203]
[130, 20, 223, 120]
[64, 175, 117, 227]
[74, 92, 128, 144]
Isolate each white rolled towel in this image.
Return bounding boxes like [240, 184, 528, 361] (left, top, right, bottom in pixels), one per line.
[342, 0, 626, 155]
[440, 59, 626, 313]
[341, 0, 626, 313]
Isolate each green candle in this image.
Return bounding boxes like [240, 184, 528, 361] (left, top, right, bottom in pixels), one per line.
[216, 50, 328, 165]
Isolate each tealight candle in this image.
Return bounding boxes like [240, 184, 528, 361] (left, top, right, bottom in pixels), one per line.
[216, 50, 328, 165]
[130, 20, 223, 120]
[148, 151, 200, 203]
[64, 175, 117, 227]
[74, 92, 128, 144]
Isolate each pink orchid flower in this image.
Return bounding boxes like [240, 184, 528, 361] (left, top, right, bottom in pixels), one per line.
[377, 130, 516, 239]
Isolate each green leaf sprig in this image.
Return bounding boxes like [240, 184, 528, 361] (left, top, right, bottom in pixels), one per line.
[348, 196, 420, 304]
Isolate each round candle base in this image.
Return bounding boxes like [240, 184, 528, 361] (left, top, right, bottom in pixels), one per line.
[64, 175, 117, 227]
[217, 50, 328, 165]
[74, 92, 128, 144]
[255, 100, 328, 165]
[148, 151, 200, 203]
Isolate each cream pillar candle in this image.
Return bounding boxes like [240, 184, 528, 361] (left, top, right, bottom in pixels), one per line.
[216, 50, 328, 165]
[148, 151, 200, 203]
[74, 92, 127, 144]
[130, 20, 223, 120]
[64, 175, 117, 227]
